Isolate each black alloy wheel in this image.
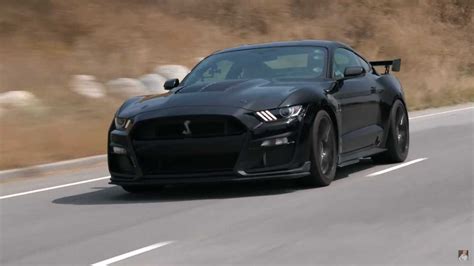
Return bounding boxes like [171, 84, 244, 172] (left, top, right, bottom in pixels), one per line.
[373, 100, 409, 163]
[302, 110, 337, 187]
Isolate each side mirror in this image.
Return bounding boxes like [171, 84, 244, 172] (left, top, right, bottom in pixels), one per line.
[343, 66, 365, 79]
[164, 79, 179, 90]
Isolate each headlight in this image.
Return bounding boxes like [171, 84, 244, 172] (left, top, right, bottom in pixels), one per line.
[255, 105, 304, 122]
[279, 105, 303, 118]
[114, 117, 131, 130]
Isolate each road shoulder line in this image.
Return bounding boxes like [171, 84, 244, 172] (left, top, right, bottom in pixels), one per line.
[409, 106, 473, 120]
[0, 176, 110, 200]
[0, 155, 106, 180]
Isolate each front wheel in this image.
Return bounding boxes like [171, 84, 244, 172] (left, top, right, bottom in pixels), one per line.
[373, 100, 409, 163]
[302, 110, 337, 187]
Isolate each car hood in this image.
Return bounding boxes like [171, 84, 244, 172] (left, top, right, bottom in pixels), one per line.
[118, 79, 333, 117]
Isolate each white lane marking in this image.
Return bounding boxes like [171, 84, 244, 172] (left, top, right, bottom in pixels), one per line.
[367, 158, 428, 177]
[0, 176, 110, 200]
[91, 241, 173, 266]
[409, 106, 473, 120]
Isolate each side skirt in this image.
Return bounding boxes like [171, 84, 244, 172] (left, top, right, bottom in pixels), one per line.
[338, 146, 386, 167]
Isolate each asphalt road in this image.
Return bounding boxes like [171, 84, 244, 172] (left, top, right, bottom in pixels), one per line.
[1, 104, 473, 266]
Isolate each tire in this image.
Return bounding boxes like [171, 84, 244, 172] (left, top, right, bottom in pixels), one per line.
[121, 185, 163, 194]
[302, 110, 337, 187]
[372, 100, 409, 163]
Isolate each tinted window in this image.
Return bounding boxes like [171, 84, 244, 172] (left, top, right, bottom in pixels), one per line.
[357, 56, 371, 72]
[182, 46, 327, 86]
[201, 60, 234, 83]
[332, 48, 362, 79]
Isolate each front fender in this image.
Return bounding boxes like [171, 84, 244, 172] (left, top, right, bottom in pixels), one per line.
[279, 82, 342, 162]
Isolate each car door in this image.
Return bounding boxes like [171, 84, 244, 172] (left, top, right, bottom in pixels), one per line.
[331, 48, 381, 153]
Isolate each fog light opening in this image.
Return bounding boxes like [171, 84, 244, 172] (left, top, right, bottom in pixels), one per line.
[261, 137, 290, 147]
[112, 146, 127, 155]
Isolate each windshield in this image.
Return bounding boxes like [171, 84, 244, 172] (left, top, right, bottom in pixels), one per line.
[182, 46, 327, 86]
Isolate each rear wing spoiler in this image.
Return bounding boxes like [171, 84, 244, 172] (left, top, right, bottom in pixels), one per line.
[370, 58, 401, 74]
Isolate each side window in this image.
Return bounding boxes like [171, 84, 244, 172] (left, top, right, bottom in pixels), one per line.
[332, 48, 362, 79]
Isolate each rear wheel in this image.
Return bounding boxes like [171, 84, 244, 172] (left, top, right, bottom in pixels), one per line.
[121, 185, 163, 194]
[373, 100, 409, 163]
[302, 110, 337, 187]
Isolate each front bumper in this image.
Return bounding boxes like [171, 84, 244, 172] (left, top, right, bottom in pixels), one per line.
[108, 106, 312, 185]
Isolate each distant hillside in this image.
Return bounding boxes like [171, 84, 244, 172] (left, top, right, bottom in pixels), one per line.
[1, 0, 473, 105]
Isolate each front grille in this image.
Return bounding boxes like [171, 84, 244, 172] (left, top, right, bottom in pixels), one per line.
[138, 153, 238, 175]
[132, 115, 246, 140]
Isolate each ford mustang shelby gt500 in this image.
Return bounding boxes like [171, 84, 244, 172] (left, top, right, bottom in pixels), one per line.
[108, 40, 409, 193]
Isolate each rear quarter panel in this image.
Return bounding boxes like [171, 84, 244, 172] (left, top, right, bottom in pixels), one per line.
[376, 74, 407, 146]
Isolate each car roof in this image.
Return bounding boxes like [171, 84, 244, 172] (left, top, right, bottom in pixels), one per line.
[214, 40, 352, 54]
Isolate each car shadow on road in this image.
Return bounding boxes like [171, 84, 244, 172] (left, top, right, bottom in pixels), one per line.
[52, 159, 376, 205]
[334, 158, 374, 180]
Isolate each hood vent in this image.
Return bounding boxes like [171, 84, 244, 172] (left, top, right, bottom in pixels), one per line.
[177, 80, 245, 93]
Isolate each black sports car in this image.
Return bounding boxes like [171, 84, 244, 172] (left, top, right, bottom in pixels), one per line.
[108, 40, 409, 193]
